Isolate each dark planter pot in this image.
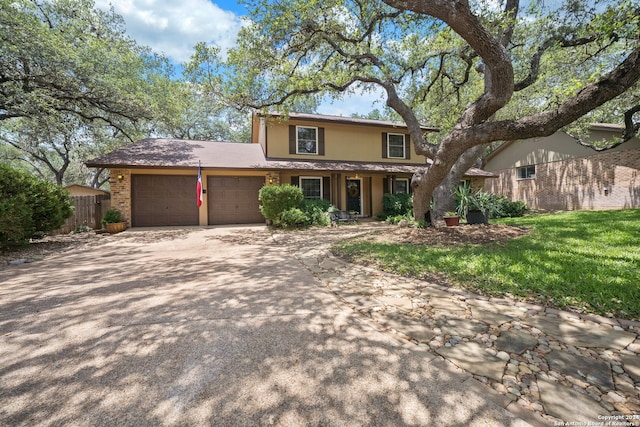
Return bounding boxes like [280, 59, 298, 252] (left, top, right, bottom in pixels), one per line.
[444, 216, 460, 226]
[466, 210, 488, 224]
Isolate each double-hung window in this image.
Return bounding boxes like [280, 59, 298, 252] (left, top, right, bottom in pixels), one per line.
[387, 133, 406, 159]
[517, 165, 536, 179]
[297, 126, 318, 155]
[395, 178, 409, 194]
[300, 177, 322, 199]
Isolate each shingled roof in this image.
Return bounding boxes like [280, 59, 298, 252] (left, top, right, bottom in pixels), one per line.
[86, 138, 496, 177]
[261, 112, 440, 132]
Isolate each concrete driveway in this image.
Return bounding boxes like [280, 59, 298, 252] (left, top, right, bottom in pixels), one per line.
[0, 227, 531, 426]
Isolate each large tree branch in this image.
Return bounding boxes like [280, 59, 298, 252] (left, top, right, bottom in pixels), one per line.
[623, 104, 640, 141]
[471, 46, 640, 146]
[514, 34, 600, 91]
[383, 0, 514, 125]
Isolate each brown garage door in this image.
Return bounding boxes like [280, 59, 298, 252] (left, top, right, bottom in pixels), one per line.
[132, 175, 199, 227]
[208, 176, 264, 225]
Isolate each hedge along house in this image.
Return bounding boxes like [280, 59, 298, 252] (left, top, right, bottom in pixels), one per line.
[86, 112, 497, 227]
[483, 124, 640, 211]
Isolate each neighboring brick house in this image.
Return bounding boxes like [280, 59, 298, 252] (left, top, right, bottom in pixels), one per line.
[86, 112, 496, 227]
[483, 124, 640, 211]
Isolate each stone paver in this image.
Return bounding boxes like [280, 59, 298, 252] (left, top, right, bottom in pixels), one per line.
[522, 316, 637, 349]
[374, 294, 414, 311]
[537, 375, 606, 422]
[436, 318, 488, 338]
[546, 349, 614, 390]
[495, 330, 539, 355]
[274, 224, 640, 426]
[620, 354, 640, 383]
[436, 341, 507, 381]
[372, 312, 437, 343]
[470, 306, 516, 326]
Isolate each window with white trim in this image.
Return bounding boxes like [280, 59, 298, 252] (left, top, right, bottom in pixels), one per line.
[395, 178, 409, 194]
[300, 177, 322, 199]
[296, 126, 318, 154]
[387, 133, 405, 159]
[517, 165, 536, 179]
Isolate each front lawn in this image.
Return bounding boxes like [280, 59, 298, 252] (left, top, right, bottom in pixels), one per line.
[332, 209, 640, 320]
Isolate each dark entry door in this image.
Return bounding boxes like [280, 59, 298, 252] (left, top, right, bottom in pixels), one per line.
[346, 179, 362, 215]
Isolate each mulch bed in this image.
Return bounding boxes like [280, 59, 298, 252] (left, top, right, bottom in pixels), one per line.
[366, 224, 531, 246]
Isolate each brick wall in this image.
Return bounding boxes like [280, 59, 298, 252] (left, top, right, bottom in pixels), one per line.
[108, 169, 131, 224]
[485, 148, 640, 211]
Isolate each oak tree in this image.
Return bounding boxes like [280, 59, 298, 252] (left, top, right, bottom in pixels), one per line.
[0, 0, 181, 187]
[221, 0, 640, 221]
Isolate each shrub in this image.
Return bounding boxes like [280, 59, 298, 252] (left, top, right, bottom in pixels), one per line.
[385, 213, 414, 225]
[0, 166, 73, 250]
[301, 199, 331, 227]
[102, 208, 123, 224]
[492, 195, 528, 218]
[382, 193, 413, 218]
[279, 207, 308, 229]
[259, 185, 304, 225]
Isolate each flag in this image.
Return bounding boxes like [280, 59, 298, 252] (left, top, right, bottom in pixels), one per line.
[196, 163, 203, 207]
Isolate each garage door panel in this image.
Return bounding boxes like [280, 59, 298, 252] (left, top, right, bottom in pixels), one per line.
[208, 176, 264, 225]
[132, 175, 199, 227]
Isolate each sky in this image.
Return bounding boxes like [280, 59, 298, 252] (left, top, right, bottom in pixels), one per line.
[93, 0, 382, 116]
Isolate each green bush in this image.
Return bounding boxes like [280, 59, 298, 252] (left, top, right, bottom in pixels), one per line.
[259, 185, 304, 225]
[0, 166, 73, 250]
[454, 184, 525, 219]
[102, 208, 123, 224]
[492, 195, 528, 218]
[301, 199, 331, 227]
[385, 213, 414, 225]
[382, 193, 413, 219]
[279, 207, 308, 229]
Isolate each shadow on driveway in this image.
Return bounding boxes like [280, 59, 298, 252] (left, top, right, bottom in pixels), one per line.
[0, 227, 529, 426]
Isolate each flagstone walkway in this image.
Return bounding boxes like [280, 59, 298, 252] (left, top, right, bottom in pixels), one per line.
[273, 224, 640, 426]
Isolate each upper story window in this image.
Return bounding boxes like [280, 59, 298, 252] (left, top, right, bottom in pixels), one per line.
[297, 126, 318, 155]
[517, 165, 536, 179]
[387, 133, 406, 159]
[382, 132, 410, 160]
[289, 125, 325, 156]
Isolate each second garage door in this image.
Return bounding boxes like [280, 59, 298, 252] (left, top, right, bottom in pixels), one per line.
[208, 176, 264, 225]
[207, 176, 264, 225]
[131, 175, 199, 227]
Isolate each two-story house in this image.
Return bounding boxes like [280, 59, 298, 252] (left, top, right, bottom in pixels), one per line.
[86, 112, 495, 227]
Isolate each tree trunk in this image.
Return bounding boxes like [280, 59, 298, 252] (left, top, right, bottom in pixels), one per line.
[414, 144, 489, 223]
[91, 168, 109, 189]
[411, 169, 431, 222]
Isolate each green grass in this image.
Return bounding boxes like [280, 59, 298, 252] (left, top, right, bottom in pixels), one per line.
[332, 209, 640, 320]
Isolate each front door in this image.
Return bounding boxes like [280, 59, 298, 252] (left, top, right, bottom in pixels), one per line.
[346, 178, 362, 215]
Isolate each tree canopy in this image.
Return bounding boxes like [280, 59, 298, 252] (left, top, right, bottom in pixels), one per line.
[220, 0, 640, 220]
[0, 0, 241, 187]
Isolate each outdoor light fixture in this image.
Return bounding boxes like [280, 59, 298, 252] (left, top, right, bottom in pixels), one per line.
[116, 174, 124, 181]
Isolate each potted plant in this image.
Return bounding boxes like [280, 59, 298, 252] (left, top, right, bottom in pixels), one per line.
[455, 184, 494, 224]
[454, 183, 474, 219]
[102, 208, 126, 234]
[468, 191, 496, 224]
[443, 211, 460, 226]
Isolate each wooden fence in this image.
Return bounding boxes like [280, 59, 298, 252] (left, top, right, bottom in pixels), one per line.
[57, 194, 111, 234]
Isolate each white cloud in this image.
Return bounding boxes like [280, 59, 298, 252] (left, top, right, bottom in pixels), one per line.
[95, 0, 243, 62]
